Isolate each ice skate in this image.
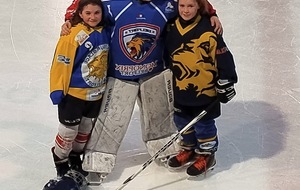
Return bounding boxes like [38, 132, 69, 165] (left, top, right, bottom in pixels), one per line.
[51, 147, 70, 178]
[69, 151, 89, 177]
[167, 149, 195, 170]
[186, 153, 216, 177]
[86, 172, 108, 186]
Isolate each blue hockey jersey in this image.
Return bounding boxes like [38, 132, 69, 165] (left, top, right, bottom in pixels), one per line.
[102, 0, 178, 80]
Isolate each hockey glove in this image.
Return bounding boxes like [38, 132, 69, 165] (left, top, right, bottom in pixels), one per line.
[50, 90, 65, 105]
[216, 80, 236, 103]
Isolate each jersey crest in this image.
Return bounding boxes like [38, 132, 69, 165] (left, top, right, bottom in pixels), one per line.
[172, 32, 217, 97]
[82, 44, 109, 88]
[119, 23, 159, 63]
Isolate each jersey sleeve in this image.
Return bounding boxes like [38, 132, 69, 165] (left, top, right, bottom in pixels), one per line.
[50, 38, 77, 101]
[207, 1, 217, 16]
[215, 35, 238, 83]
[65, 0, 80, 21]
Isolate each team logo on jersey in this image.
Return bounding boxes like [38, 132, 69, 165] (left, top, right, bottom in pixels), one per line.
[136, 13, 146, 20]
[165, 1, 175, 13]
[82, 44, 109, 88]
[172, 32, 217, 97]
[119, 23, 159, 63]
[75, 30, 90, 45]
[57, 55, 70, 64]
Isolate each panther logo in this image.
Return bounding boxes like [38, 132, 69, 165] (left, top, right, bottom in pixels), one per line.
[171, 32, 218, 97]
[126, 33, 155, 60]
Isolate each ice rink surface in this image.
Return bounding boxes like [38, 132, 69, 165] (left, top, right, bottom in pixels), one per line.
[0, 0, 300, 189]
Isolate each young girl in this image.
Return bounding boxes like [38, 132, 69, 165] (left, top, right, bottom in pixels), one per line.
[165, 0, 238, 176]
[49, 0, 109, 178]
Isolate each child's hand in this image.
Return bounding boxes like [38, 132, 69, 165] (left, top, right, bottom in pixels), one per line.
[60, 20, 72, 36]
[210, 16, 223, 35]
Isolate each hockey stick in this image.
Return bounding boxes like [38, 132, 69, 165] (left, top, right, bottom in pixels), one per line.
[116, 100, 219, 190]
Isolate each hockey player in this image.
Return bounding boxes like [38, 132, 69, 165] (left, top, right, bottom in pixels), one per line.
[165, 0, 237, 176]
[60, 0, 223, 181]
[49, 0, 109, 179]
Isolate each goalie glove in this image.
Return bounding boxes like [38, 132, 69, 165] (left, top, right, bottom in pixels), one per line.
[215, 79, 236, 103]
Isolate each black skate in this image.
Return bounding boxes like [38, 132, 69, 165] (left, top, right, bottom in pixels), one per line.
[52, 147, 70, 177]
[69, 151, 89, 177]
[186, 153, 216, 177]
[167, 149, 195, 170]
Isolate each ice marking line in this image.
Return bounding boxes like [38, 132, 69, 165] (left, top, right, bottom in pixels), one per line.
[284, 89, 300, 104]
[10, 141, 28, 152]
[291, 36, 295, 46]
[33, 140, 51, 148]
[9, 0, 21, 63]
[0, 146, 11, 153]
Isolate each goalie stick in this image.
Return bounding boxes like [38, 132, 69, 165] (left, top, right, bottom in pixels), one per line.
[116, 100, 219, 190]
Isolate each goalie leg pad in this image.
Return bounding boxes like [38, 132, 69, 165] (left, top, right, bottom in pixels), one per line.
[82, 77, 139, 173]
[139, 69, 179, 158]
[139, 69, 177, 141]
[146, 135, 180, 159]
[82, 152, 116, 174]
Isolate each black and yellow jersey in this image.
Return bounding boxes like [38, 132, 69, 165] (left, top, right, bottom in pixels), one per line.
[166, 15, 237, 108]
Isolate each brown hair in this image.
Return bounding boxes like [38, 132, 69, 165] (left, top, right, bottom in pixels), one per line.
[196, 0, 210, 15]
[70, 0, 104, 27]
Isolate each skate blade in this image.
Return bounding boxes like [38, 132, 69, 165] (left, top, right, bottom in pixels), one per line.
[86, 172, 107, 186]
[187, 167, 215, 180]
[167, 162, 193, 172]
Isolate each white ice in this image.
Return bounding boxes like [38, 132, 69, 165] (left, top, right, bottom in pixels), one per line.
[0, 0, 300, 189]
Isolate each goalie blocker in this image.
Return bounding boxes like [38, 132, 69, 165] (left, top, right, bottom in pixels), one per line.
[82, 69, 179, 176]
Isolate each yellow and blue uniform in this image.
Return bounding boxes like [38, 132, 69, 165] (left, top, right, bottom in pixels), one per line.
[50, 23, 110, 104]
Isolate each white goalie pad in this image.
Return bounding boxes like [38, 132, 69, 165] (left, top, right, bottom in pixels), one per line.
[82, 77, 139, 173]
[82, 152, 116, 173]
[139, 69, 177, 141]
[139, 69, 179, 158]
[146, 135, 180, 159]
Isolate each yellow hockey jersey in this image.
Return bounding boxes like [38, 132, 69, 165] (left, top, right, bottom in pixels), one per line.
[50, 23, 110, 104]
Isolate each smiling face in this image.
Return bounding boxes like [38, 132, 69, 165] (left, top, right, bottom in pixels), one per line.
[79, 4, 102, 28]
[178, 0, 200, 21]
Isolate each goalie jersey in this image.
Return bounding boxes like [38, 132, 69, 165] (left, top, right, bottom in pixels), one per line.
[50, 23, 110, 103]
[102, 0, 178, 79]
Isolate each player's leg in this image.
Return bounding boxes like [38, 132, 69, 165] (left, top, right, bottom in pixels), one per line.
[82, 77, 139, 180]
[167, 109, 198, 170]
[52, 95, 84, 177]
[139, 69, 179, 162]
[70, 99, 102, 177]
[186, 119, 218, 176]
